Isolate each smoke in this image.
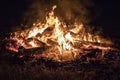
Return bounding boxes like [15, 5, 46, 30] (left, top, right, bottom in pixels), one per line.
[21, 0, 100, 27]
[55, 0, 94, 24]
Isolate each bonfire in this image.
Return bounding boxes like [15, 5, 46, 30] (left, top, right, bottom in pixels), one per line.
[4, 5, 117, 62]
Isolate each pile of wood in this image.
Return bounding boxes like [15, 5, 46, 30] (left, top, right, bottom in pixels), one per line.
[0, 37, 119, 64]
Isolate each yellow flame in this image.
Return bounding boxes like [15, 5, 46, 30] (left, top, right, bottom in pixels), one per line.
[28, 41, 38, 47]
[65, 32, 74, 42]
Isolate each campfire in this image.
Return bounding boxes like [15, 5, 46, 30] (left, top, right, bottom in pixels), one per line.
[4, 5, 117, 62]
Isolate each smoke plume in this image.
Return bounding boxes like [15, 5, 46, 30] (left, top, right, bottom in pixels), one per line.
[21, 0, 100, 27]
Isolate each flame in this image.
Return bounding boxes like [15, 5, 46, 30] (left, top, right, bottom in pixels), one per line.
[8, 5, 113, 61]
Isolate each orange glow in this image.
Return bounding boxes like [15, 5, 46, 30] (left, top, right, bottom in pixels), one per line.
[9, 5, 114, 62]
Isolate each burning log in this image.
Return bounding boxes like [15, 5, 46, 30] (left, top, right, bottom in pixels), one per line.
[18, 45, 51, 55]
[47, 39, 58, 45]
[73, 41, 113, 49]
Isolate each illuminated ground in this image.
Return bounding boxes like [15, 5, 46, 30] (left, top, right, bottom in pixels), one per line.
[0, 45, 120, 80]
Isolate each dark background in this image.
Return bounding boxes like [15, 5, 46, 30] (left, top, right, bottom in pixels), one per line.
[0, 0, 120, 38]
[93, 0, 120, 38]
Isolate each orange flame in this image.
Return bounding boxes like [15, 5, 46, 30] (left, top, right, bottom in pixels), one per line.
[9, 5, 113, 61]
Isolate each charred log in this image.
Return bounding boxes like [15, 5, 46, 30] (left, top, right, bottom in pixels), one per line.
[18, 46, 51, 55]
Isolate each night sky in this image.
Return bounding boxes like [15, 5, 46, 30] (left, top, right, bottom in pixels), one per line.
[0, 0, 120, 38]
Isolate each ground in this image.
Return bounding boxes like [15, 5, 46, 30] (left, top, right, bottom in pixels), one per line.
[0, 49, 120, 80]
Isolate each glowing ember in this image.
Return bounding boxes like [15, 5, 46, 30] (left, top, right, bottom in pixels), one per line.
[7, 5, 114, 62]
